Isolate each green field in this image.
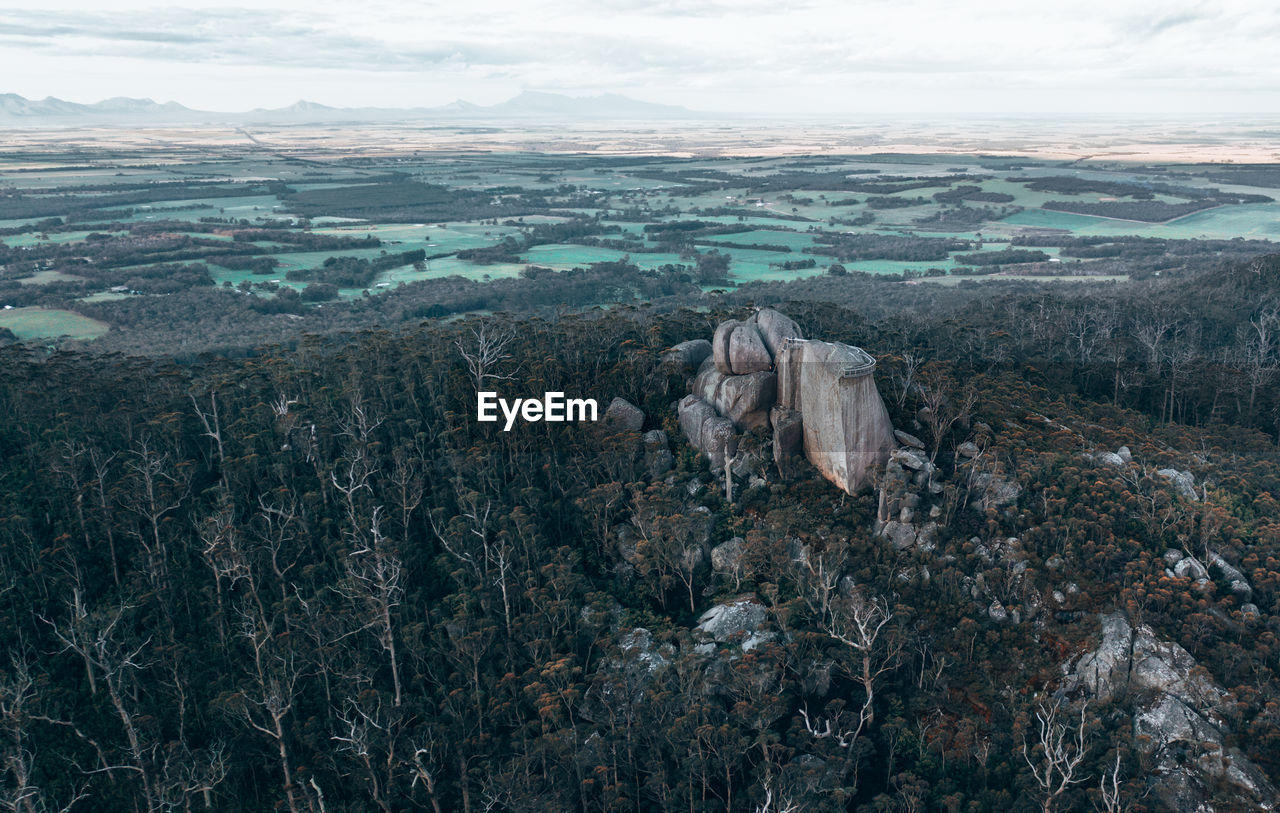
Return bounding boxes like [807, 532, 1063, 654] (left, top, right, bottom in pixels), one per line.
[0, 307, 109, 340]
[4, 147, 1280, 342]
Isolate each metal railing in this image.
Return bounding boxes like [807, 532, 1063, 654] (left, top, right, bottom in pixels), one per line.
[779, 338, 876, 378]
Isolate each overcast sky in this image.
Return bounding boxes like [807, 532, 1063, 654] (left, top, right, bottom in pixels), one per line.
[2, 0, 1278, 114]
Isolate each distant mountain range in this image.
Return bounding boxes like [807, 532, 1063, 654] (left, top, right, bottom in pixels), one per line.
[0, 91, 708, 124]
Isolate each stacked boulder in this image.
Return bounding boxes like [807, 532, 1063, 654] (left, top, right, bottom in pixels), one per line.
[668, 308, 896, 495]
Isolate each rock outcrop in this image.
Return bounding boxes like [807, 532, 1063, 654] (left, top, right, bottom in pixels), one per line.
[602, 397, 644, 432]
[693, 359, 775, 432]
[771, 406, 804, 479]
[643, 430, 673, 477]
[1157, 468, 1199, 501]
[711, 537, 745, 580]
[776, 338, 896, 494]
[695, 597, 773, 651]
[672, 308, 895, 495]
[1064, 612, 1278, 811]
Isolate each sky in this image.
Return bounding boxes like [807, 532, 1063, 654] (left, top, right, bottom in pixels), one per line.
[2, 0, 1279, 115]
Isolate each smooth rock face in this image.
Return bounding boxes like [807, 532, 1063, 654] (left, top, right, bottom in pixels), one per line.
[1096, 451, 1125, 468]
[752, 308, 802, 358]
[784, 340, 895, 494]
[692, 357, 726, 404]
[712, 320, 741, 375]
[880, 520, 918, 551]
[775, 339, 804, 411]
[663, 339, 712, 374]
[728, 323, 772, 375]
[956, 441, 980, 458]
[716, 371, 776, 431]
[1065, 612, 1279, 812]
[694, 359, 775, 432]
[1117, 445, 1133, 463]
[1174, 556, 1208, 581]
[602, 397, 645, 432]
[891, 447, 930, 472]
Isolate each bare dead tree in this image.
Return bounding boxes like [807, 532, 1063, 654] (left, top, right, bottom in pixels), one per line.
[155, 743, 229, 812]
[815, 584, 900, 749]
[1098, 750, 1127, 813]
[917, 368, 979, 470]
[389, 446, 425, 549]
[49, 440, 91, 551]
[229, 606, 303, 813]
[335, 508, 406, 706]
[409, 736, 446, 813]
[190, 391, 226, 476]
[124, 438, 190, 600]
[1022, 698, 1090, 813]
[428, 486, 492, 588]
[87, 446, 122, 586]
[44, 601, 158, 811]
[331, 696, 397, 813]
[0, 655, 40, 813]
[1239, 308, 1280, 419]
[196, 501, 250, 650]
[454, 322, 517, 393]
[753, 784, 801, 813]
[888, 353, 924, 410]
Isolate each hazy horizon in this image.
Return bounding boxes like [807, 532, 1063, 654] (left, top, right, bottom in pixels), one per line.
[3, 0, 1279, 117]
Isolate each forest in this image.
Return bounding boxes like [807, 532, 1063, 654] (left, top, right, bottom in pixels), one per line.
[1, 249, 1279, 811]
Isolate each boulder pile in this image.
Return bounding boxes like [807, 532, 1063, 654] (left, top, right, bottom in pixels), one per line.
[666, 308, 896, 495]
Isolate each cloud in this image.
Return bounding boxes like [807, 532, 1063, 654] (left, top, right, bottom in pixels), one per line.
[0, 0, 1277, 113]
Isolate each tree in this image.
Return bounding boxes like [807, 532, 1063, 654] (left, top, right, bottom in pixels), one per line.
[1022, 698, 1090, 813]
[454, 321, 517, 394]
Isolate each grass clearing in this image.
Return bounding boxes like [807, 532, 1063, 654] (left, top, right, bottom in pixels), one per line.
[0, 307, 109, 340]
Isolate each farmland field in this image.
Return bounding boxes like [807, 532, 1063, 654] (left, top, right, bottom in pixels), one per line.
[2, 136, 1279, 344]
[0, 306, 109, 339]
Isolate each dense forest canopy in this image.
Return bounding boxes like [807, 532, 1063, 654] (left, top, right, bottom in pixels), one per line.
[2, 250, 1279, 811]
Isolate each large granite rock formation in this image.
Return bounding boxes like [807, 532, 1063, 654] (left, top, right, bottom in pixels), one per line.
[672, 308, 896, 495]
[777, 339, 896, 494]
[771, 406, 804, 479]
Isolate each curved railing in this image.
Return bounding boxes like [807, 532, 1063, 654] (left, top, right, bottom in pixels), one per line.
[837, 346, 877, 378]
[780, 338, 876, 378]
